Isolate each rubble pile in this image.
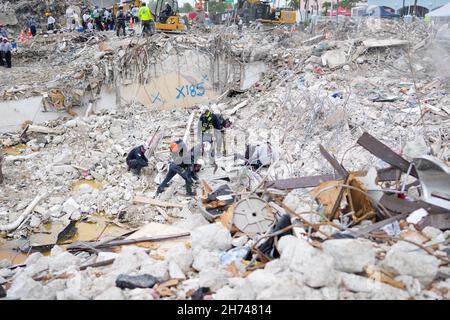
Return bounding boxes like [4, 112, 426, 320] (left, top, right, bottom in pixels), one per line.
[1, 17, 450, 300]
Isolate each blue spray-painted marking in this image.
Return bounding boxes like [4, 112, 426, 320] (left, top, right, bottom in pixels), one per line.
[152, 92, 162, 103]
[176, 82, 206, 100]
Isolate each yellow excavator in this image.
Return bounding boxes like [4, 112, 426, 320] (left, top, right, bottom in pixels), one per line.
[154, 0, 184, 32]
[237, 0, 296, 25]
[112, 0, 184, 32]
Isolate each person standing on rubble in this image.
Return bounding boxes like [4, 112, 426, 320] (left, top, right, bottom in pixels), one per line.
[131, 5, 139, 24]
[93, 6, 103, 31]
[0, 25, 7, 38]
[237, 15, 243, 33]
[82, 11, 90, 30]
[156, 140, 196, 197]
[47, 14, 56, 31]
[126, 145, 149, 177]
[0, 38, 4, 67]
[116, 6, 127, 37]
[28, 18, 37, 37]
[197, 105, 231, 162]
[138, 2, 155, 36]
[1, 38, 12, 68]
[87, 19, 94, 31]
[103, 9, 113, 31]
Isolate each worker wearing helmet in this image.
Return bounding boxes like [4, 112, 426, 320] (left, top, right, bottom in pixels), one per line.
[197, 105, 231, 162]
[156, 139, 196, 197]
[126, 145, 149, 176]
[138, 2, 155, 36]
[47, 14, 56, 31]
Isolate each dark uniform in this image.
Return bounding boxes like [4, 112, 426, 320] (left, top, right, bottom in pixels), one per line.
[156, 140, 196, 196]
[126, 145, 149, 176]
[116, 10, 127, 36]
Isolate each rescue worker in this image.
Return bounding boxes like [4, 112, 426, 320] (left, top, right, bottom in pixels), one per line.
[139, 2, 154, 36]
[156, 140, 196, 197]
[131, 5, 139, 23]
[28, 18, 37, 37]
[1, 38, 12, 68]
[103, 9, 113, 30]
[93, 6, 103, 30]
[243, 142, 277, 170]
[87, 19, 94, 31]
[82, 11, 91, 30]
[197, 105, 231, 161]
[0, 25, 7, 38]
[126, 145, 149, 176]
[47, 14, 56, 31]
[116, 6, 127, 37]
[237, 15, 243, 33]
[0, 38, 4, 67]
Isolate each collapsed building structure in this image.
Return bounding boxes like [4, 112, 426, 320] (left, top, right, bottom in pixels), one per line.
[0, 9, 450, 300]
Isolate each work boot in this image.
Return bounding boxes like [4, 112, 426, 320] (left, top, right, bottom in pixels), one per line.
[186, 185, 196, 197]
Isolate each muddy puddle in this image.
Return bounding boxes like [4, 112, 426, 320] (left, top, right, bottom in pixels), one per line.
[0, 215, 128, 265]
[4, 144, 27, 156]
[73, 179, 103, 191]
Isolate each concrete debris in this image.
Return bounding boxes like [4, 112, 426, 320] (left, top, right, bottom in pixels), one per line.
[0, 7, 449, 301]
[322, 239, 376, 273]
[116, 274, 158, 290]
[381, 241, 441, 287]
[191, 223, 232, 252]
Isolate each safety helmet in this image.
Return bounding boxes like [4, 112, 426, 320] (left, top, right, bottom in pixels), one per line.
[170, 142, 179, 153]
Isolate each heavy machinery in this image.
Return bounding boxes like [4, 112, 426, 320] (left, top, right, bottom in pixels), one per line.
[236, 0, 296, 25]
[111, 0, 184, 32]
[154, 0, 184, 32]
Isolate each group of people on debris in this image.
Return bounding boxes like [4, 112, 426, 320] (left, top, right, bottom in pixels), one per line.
[126, 105, 275, 197]
[0, 26, 12, 68]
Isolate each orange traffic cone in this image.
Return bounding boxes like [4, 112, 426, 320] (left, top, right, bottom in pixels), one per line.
[130, 17, 134, 29]
[28, 29, 32, 39]
[20, 30, 25, 42]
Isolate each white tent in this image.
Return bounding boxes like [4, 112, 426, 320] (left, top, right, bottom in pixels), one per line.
[427, 3, 450, 17]
[426, 3, 450, 25]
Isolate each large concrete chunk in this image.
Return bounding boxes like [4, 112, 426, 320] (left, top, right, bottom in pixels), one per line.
[321, 50, 346, 68]
[278, 236, 337, 288]
[381, 242, 440, 287]
[192, 223, 232, 251]
[322, 239, 376, 273]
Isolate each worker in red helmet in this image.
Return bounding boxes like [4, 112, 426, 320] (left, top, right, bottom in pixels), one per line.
[156, 139, 196, 197]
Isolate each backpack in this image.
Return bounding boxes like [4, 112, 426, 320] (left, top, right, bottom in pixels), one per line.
[217, 114, 232, 130]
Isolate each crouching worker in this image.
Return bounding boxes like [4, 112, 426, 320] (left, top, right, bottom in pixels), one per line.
[235, 142, 277, 171]
[126, 145, 149, 176]
[156, 140, 196, 197]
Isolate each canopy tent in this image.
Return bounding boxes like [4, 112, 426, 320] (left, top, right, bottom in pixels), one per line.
[426, 3, 450, 24]
[427, 3, 450, 17]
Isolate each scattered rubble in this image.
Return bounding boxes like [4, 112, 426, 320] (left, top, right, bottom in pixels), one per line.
[0, 11, 449, 301]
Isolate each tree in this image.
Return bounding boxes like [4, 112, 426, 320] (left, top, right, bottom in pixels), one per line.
[413, 0, 418, 16]
[180, 2, 194, 13]
[206, 0, 228, 14]
[288, 0, 301, 10]
[338, 0, 359, 9]
[322, 1, 331, 15]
